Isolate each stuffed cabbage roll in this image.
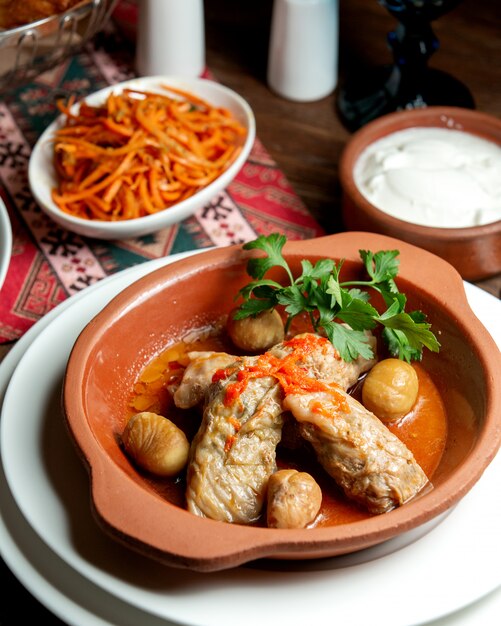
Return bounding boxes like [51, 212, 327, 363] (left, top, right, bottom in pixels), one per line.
[173, 351, 239, 409]
[185, 333, 377, 523]
[283, 389, 429, 514]
[186, 370, 283, 523]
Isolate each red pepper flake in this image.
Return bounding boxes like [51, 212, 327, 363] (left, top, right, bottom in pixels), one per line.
[310, 394, 349, 417]
[224, 434, 237, 452]
[228, 417, 241, 432]
[212, 365, 236, 383]
[282, 334, 330, 353]
[224, 381, 244, 406]
[221, 334, 345, 408]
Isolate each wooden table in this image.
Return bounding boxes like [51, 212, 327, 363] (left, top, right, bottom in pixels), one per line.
[1, 1, 500, 623]
[204, 0, 501, 298]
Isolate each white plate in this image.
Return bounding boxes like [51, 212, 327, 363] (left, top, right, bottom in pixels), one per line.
[28, 76, 255, 240]
[0, 257, 192, 626]
[1, 256, 500, 626]
[0, 196, 12, 291]
[0, 463, 181, 626]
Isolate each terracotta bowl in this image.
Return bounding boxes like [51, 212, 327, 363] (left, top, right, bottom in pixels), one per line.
[63, 232, 501, 572]
[339, 107, 501, 281]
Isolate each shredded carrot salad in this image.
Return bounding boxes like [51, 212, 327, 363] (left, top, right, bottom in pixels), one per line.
[51, 85, 248, 221]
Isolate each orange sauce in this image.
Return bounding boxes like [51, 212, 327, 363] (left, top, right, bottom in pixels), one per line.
[386, 364, 447, 479]
[127, 331, 448, 527]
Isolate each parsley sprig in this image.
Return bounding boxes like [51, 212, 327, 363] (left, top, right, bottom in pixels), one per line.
[234, 234, 440, 363]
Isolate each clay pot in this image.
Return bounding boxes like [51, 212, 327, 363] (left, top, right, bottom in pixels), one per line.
[339, 107, 501, 281]
[63, 232, 501, 571]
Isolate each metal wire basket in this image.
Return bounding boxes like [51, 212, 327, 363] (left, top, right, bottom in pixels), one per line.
[0, 0, 119, 91]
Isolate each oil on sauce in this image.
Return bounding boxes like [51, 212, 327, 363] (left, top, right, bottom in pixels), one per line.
[127, 333, 448, 527]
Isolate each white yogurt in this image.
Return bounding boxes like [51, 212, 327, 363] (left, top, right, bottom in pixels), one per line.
[354, 127, 501, 228]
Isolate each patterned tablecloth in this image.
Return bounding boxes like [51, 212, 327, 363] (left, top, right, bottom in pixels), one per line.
[0, 26, 323, 344]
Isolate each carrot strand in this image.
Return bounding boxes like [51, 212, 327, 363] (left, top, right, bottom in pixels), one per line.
[51, 85, 247, 222]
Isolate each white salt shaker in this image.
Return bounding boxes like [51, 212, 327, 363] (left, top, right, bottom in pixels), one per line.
[136, 0, 205, 77]
[267, 0, 339, 102]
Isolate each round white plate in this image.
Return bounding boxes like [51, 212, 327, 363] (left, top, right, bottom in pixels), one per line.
[28, 76, 255, 240]
[0, 463, 180, 626]
[0, 196, 12, 291]
[0, 257, 191, 626]
[1, 256, 500, 626]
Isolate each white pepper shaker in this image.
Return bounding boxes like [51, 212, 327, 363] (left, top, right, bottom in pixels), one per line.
[267, 0, 339, 102]
[136, 0, 205, 77]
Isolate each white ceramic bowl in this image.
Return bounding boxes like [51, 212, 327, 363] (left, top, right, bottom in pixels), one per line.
[0, 197, 12, 292]
[28, 76, 255, 240]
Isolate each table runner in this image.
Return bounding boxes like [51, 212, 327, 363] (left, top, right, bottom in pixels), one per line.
[0, 25, 323, 344]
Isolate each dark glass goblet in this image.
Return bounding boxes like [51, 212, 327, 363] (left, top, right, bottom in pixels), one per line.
[337, 0, 475, 131]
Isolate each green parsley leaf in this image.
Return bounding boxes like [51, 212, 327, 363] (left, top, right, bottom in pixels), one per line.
[347, 287, 370, 303]
[276, 285, 309, 318]
[238, 279, 283, 302]
[325, 274, 344, 308]
[232, 298, 276, 319]
[378, 308, 441, 362]
[323, 322, 375, 362]
[382, 328, 423, 362]
[336, 297, 379, 332]
[300, 258, 336, 281]
[360, 249, 400, 283]
[243, 233, 292, 282]
[235, 234, 440, 362]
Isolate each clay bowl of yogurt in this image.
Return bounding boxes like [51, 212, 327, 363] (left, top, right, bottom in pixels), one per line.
[339, 107, 501, 281]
